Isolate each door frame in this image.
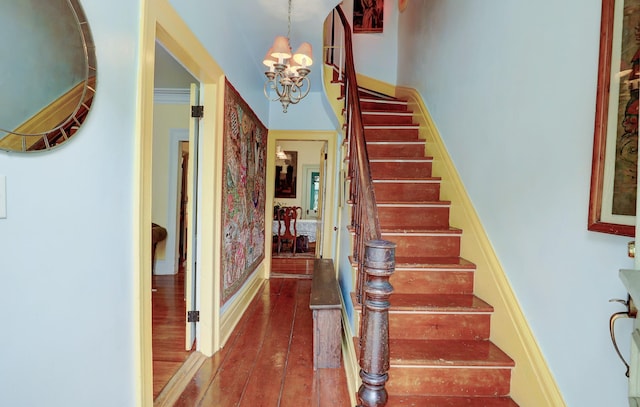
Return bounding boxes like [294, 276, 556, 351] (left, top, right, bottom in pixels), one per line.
[301, 165, 321, 220]
[266, 131, 339, 261]
[137, 0, 225, 404]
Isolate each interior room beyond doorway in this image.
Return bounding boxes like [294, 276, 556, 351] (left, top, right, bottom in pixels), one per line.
[272, 139, 326, 259]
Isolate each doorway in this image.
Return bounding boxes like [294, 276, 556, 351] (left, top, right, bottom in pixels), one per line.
[139, 4, 226, 405]
[151, 42, 199, 398]
[270, 138, 330, 261]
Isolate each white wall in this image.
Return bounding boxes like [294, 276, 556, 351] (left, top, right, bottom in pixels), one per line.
[152, 102, 190, 275]
[0, 1, 141, 406]
[397, 1, 635, 405]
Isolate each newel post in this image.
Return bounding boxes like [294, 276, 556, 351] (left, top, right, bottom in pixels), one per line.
[357, 239, 395, 407]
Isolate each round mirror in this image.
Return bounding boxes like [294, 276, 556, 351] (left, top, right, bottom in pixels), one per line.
[0, 0, 97, 152]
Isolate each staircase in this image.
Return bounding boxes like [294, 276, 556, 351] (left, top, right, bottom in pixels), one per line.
[354, 89, 519, 406]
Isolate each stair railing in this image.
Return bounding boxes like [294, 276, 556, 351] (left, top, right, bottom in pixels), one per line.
[325, 6, 395, 407]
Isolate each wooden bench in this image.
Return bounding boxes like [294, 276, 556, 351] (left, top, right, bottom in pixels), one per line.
[309, 259, 342, 370]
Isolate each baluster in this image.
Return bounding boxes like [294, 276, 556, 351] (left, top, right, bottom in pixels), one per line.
[357, 240, 395, 407]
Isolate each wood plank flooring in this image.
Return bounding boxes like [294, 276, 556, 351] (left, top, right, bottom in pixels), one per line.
[173, 258, 352, 406]
[152, 269, 193, 398]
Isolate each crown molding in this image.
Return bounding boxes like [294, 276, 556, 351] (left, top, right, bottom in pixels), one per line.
[154, 88, 190, 104]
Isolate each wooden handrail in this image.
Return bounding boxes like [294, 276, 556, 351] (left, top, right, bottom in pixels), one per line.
[332, 6, 381, 300]
[326, 6, 394, 407]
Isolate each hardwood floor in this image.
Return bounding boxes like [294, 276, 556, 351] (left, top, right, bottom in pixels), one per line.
[173, 258, 352, 406]
[152, 268, 193, 398]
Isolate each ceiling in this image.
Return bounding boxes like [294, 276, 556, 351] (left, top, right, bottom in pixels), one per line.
[154, 0, 340, 91]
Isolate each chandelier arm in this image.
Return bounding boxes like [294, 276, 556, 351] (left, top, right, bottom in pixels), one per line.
[288, 77, 311, 105]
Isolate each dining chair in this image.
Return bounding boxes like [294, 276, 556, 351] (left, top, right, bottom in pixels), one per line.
[277, 206, 301, 255]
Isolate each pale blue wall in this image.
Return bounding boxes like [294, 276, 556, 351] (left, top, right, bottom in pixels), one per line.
[0, 0, 140, 405]
[397, 1, 634, 405]
[341, 0, 398, 85]
[167, 0, 341, 126]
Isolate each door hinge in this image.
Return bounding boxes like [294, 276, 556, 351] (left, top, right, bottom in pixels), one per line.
[187, 310, 200, 322]
[191, 105, 204, 118]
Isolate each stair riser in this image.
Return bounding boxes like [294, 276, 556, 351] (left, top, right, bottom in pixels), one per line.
[361, 101, 408, 112]
[363, 114, 414, 125]
[365, 128, 419, 141]
[390, 270, 474, 295]
[378, 206, 450, 229]
[374, 182, 441, 202]
[352, 90, 517, 404]
[367, 143, 425, 158]
[382, 234, 460, 258]
[386, 367, 512, 397]
[371, 161, 432, 179]
[388, 313, 491, 340]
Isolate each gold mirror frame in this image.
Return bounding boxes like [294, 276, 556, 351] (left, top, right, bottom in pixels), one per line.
[0, 0, 97, 153]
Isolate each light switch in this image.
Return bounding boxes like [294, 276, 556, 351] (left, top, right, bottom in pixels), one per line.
[0, 175, 5, 219]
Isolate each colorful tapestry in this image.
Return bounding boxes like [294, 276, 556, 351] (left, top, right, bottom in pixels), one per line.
[221, 80, 267, 304]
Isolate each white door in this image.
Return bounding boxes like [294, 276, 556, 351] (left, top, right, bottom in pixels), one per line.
[184, 83, 201, 350]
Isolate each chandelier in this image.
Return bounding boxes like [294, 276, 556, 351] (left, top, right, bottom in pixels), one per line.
[263, 0, 313, 113]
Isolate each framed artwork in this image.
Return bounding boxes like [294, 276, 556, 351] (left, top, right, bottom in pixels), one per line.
[353, 0, 384, 33]
[275, 151, 297, 198]
[221, 79, 267, 303]
[588, 0, 640, 237]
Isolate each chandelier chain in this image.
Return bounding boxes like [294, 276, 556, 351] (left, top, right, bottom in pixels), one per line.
[287, 0, 292, 42]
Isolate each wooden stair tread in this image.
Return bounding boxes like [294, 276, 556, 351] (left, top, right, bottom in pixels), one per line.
[362, 110, 414, 115]
[381, 226, 462, 234]
[360, 95, 407, 102]
[367, 140, 424, 144]
[365, 123, 420, 128]
[394, 256, 476, 269]
[386, 395, 519, 407]
[373, 178, 442, 184]
[389, 339, 515, 367]
[389, 293, 493, 312]
[374, 175, 439, 181]
[350, 87, 517, 403]
[370, 157, 433, 162]
[377, 200, 451, 206]
[349, 256, 475, 270]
